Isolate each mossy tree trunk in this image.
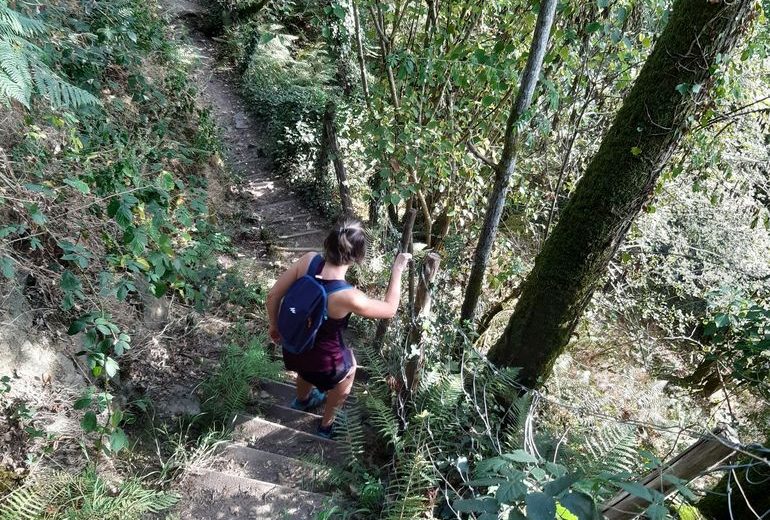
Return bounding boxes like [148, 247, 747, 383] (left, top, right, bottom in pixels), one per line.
[487, 0, 756, 388]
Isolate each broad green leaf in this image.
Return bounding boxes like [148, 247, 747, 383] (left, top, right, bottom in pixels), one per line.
[525, 492, 556, 520]
[60, 270, 82, 292]
[110, 408, 123, 427]
[543, 473, 580, 497]
[617, 481, 653, 502]
[558, 492, 597, 520]
[64, 178, 91, 195]
[26, 203, 46, 225]
[714, 314, 730, 328]
[497, 480, 527, 503]
[81, 411, 97, 432]
[502, 450, 538, 463]
[0, 257, 14, 279]
[109, 428, 128, 453]
[104, 357, 120, 378]
[453, 498, 499, 513]
[67, 318, 87, 335]
[74, 395, 92, 410]
[586, 22, 603, 33]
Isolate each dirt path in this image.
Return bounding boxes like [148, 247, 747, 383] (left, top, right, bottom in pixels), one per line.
[166, 1, 329, 271]
[156, 3, 353, 518]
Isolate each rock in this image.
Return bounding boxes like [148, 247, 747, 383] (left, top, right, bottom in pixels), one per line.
[234, 112, 250, 129]
[155, 385, 201, 418]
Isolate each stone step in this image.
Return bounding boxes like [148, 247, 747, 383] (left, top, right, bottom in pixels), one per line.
[261, 403, 322, 435]
[233, 414, 343, 465]
[259, 379, 297, 403]
[216, 442, 332, 492]
[179, 468, 331, 519]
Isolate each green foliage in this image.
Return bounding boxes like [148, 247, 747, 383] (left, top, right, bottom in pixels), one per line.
[200, 335, 283, 423]
[0, 1, 98, 108]
[702, 291, 770, 395]
[573, 424, 641, 479]
[0, 468, 177, 520]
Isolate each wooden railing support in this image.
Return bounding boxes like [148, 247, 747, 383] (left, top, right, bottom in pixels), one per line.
[404, 252, 441, 391]
[602, 427, 738, 519]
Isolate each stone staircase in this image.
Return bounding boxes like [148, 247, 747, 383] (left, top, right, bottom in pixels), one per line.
[177, 379, 343, 519]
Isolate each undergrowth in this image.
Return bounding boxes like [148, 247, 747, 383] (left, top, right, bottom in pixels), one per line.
[0, 467, 178, 520]
[200, 328, 284, 424]
[0, 0, 248, 516]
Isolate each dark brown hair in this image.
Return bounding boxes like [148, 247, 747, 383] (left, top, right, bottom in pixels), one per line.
[324, 218, 366, 266]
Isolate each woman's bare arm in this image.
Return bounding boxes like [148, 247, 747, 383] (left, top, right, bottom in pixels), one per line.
[348, 253, 411, 319]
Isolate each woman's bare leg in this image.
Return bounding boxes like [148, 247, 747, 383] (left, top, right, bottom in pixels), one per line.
[296, 375, 314, 400]
[321, 366, 356, 428]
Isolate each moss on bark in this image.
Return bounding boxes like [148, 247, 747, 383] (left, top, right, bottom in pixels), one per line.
[487, 0, 757, 388]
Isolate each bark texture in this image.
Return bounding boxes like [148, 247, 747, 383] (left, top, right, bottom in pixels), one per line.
[459, 0, 558, 324]
[488, 0, 756, 388]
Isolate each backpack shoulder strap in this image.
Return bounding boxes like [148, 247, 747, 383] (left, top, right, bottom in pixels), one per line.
[325, 280, 353, 295]
[307, 254, 324, 277]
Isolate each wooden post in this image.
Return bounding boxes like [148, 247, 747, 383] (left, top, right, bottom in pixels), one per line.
[373, 207, 417, 349]
[405, 252, 441, 391]
[602, 427, 738, 519]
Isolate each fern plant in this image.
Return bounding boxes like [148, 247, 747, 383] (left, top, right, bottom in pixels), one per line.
[0, 0, 98, 108]
[0, 468, 177, 520]
[385, 423, 437, 520]
[200, 335, 283, 423]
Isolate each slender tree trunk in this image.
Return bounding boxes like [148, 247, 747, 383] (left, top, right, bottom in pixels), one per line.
[458, 0, 558, 325]
[323, 103, 354, 216]
[352, 0, 370, 108]
[488, 0, 756, 388]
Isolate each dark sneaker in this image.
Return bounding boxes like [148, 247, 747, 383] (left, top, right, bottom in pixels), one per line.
[290, 388, 326, 411]
[316, 421, 334, 439]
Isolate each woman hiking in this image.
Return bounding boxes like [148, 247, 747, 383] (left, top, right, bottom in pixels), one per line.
[266, 218, 411, 438]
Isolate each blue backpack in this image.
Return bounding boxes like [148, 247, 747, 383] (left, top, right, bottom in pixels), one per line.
[278, 255, 352, 354]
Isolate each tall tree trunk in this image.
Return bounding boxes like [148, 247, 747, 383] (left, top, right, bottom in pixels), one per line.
[488, 0, 756, 388]
[458, 0, 558, 325]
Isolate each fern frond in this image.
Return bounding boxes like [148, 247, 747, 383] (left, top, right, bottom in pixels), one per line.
[0, 481, 46, 520]
[501, 392, 532, 451]
[575, 424, 640, 476]
[416, 372, 465, 433]
[0, 3, 46, 38]
[32, 65, 100, 108]
[201, 337, 283, 422]
[336, 406, 365, 466]
[0, 37, 31, 106]
[362, 393, 400, 449]
[385, 447, 435, 520]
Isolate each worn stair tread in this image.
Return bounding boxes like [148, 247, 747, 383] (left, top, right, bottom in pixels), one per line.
[261, 403, 322, 434]
[179, 468, 330, 519]
[215, 442, 331, 491]
[233, 414, 342, 465]
[260, 379, 301, 403]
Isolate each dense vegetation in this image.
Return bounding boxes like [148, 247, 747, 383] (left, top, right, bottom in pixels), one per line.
[1, 0, 769, 519]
